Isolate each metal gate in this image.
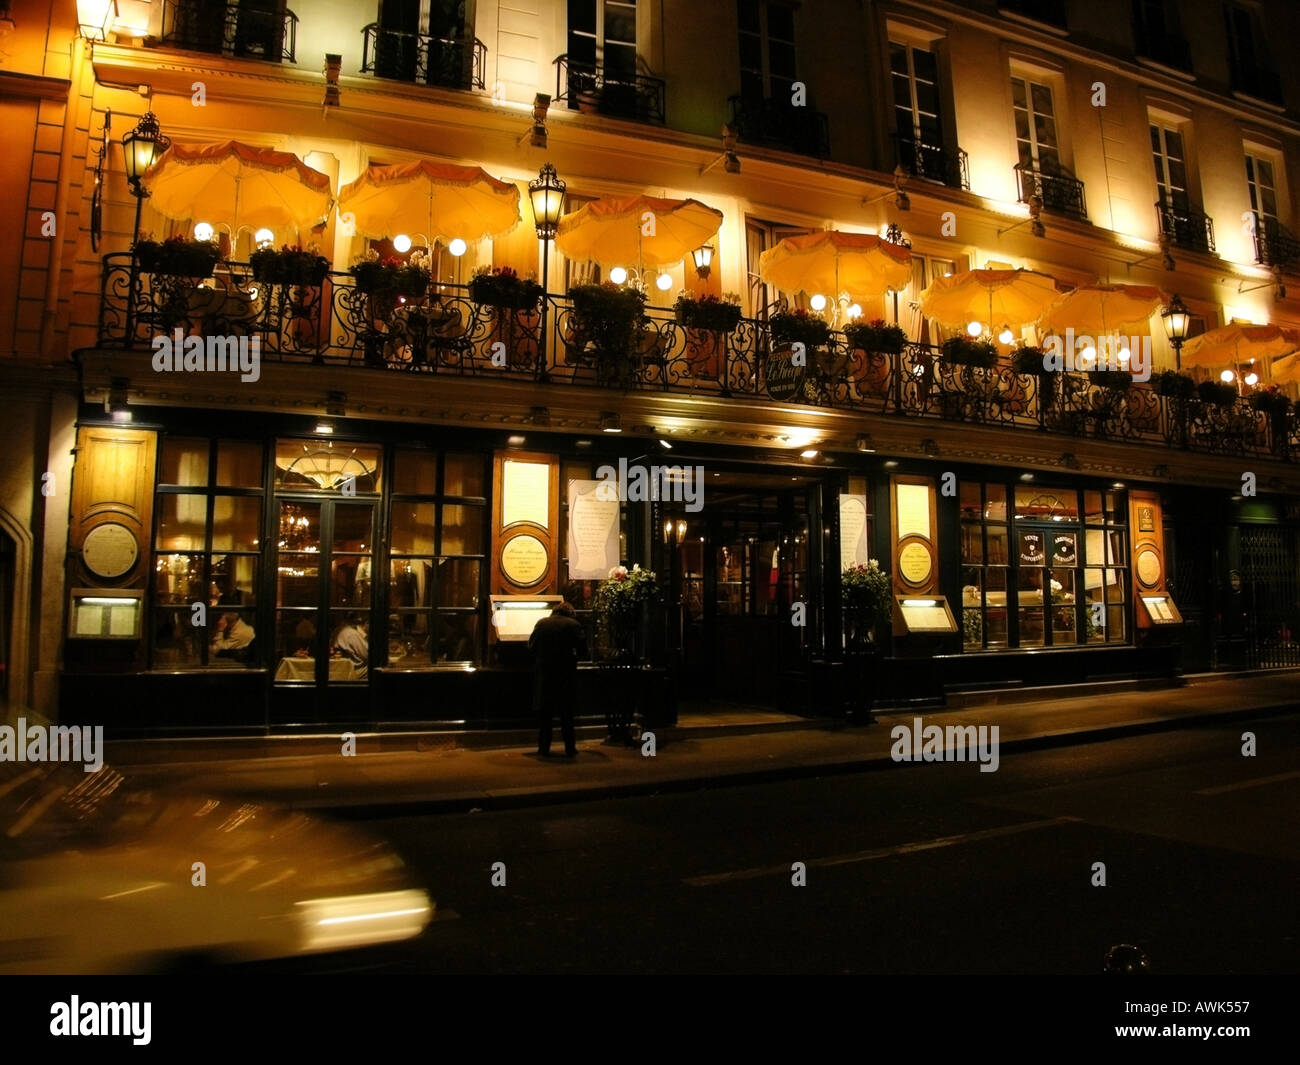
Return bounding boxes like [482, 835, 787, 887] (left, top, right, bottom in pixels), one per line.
[1240, 525, 1300, 668]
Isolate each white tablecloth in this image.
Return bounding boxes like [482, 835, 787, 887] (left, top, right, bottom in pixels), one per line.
[274, 657, 358, 682]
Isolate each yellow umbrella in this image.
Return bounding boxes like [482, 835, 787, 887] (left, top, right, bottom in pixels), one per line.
[1038, 282, 1167, 334]
[757, 231, 912, 301]
[919, 268, 1059, 333]
[338, 160, 521, 243]
[555, 195, 723, 270]
[142, 140, 333, 232]
[1268, 350, 1300, 383]
[1181, 321, 1300, 371]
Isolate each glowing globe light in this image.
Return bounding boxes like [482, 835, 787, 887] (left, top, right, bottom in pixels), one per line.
[1245, 372, 1259, 386]
[609, 266, 627, 284]
[810, 293, 827, 311]
[847, 303, 862, 319]
[1079, 345, 1096, 368]
[655, 272, 673, 291]
[998, 326, 1014, 345]
[1221, 369, 1235, 383]
[449, 238, 467, 257]
[393, 234, 412, 253]
[1117, 346, 1131, 363]
[193, 222, 214, 242]
[966, 321, 982, 337]
[254, 227, 274, 248]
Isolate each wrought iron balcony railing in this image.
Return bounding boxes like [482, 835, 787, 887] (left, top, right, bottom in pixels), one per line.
[728, 95, 830, 158]
[1253, 213, 1300, 273]
[1156, 199, 1216, 256]
[554, 55, 666, 124]
[95, 253, 1295, 463]
[157, 0, 297, 63]
[1015, 163, 1088, 222]
[1133, 28, 1192, 71]
[361, 24, 486, 90]
[999, 0, 1067, 29]
[1231, 64, 1284, 105]
[892, 134, 969, 191]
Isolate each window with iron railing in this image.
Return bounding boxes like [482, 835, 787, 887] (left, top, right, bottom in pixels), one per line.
[890, 40, 967, 188]
[158, 0, 297, 63]
[1225, 1, 1283, 104]
[364, 0, 483, 89]
[1132, 0, 1190, 69]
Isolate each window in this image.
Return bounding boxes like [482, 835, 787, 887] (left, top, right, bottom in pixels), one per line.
[960, 481, 1128, 650]
[388, 450, 487, 668]
[152, 438, 264, 668]
[744, 217, 811, 317]
[1224, 2, 1260, 74]
[1245, 152, 1278, 227]
[898, 254, 957, 343]
[1151, 124, 1188, 210]
[738, 0, 797, 104]
[891, 41, 941, 149]
[1011, 76, 1061, 174]
[569, 0, 638, 81]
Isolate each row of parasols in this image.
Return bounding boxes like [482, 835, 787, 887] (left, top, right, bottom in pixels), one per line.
[138, 141, 1300, 383]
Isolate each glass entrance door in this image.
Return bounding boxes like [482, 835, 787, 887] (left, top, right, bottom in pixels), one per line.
[273, 499, 376, 715]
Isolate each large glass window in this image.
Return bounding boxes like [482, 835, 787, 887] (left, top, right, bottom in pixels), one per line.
[962, 481, 1128, 650]
[1011, 76, 1060, 173]
[1151, 124, 1188, 210]
[569, 0, 637, 80]
[387, 449, 487, 668]
[738, 0, 797, 104]
[891, 41, 941, 147]
[1245, 153, 1278, 227]
[152, 437, 264, 668]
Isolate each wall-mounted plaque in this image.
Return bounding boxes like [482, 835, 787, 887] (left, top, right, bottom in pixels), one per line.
[500, 534, 549, 587]
[502, 460, 550, 529]
[895, 483, 931, 540]
[764, 347, 807, 401]
[898, 542, 932, 585]
[1136, 548, 1162, 588]
[82, 522, 139, 579]
[1137, 505, 1155, 532]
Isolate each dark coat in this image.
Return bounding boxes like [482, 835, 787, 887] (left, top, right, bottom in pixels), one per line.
[529, 613, 587, 709]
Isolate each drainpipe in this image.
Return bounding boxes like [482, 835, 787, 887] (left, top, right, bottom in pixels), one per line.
[40, 34, 89, 355]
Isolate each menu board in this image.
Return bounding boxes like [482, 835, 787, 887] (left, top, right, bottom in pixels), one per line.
[897, 596, 958, 633]
[1141, 595, 1182, 624]
[895, 483, 931, 540]
[839, 494, 868, 570]
[502, 460, 550, 529]
[568, 480, 620, 580]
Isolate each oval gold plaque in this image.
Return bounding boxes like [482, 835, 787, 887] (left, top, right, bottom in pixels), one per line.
[1136, 547, 1161, 588]
[501, 534, 548, 587]
[898, 542, 933, 586]
[82, 522, 139, 579]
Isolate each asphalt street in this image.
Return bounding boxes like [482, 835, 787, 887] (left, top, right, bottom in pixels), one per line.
[239, 712, 1300, 974]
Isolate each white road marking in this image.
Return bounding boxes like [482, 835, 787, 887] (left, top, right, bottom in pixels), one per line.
[683, 816, 1081, 886]
[1195, 769, 1300, 795]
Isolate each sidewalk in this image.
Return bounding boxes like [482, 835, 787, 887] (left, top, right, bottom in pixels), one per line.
[105, 671, 1300, 815]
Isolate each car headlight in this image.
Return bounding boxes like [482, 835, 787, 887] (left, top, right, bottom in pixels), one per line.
[293, 889, 432, 953]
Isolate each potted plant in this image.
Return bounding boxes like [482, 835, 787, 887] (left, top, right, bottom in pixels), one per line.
[133, 235, 222, 278]
[1247, 384, 1292, 418]
[843, 318, 906, 355]
[841, 559, 892, 648]
[593, 563, 659, 663]
[249, 244, 330, 286]
[1089, 369, 1133, 391]
[1152, 369, 1196, 400]
[469, 265, 543, 310]
[768, 307, 831, 351]
[963, 608, 983, 649]
[1013, 344, 1055, 403]
[348, 252, 429, 299]
[1197, 379, 1239, 407]
[674, 292, 742, 332]
[569, 282, 648, 386]
[940, 335, 998, 368]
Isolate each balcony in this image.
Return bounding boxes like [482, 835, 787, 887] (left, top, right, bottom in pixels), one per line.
[892, 134, 969, 191]
[1254, 214, 1300, 273]
[361, 24, 485, 91]
[94, 253, 1291, 463]
[999, 0, 1067, 30]
[727, 95, 829, 158]
[157, 0, 297, 63]
[1015, 163, 1088, 223]
[1230, 64, 1284, 106]
[554, 55, 665, 124]
[1156, 200, 1215, 256]
[1133, 28, 1192, 72]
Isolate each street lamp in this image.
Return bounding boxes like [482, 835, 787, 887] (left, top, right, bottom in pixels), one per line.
[528, 162, 566, 378]
[1161, 293, 1190, 370]
[691, 243, 714, 279]
[122, 111, 169, 342]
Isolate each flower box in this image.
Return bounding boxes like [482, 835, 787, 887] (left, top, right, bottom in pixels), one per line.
[134, 237, 221, 278]
[570, 283, 648, 386]
[940, 336, 998, 368]
[1247, 386, 1292, 418]
[1197, 379, 1238, 407]
[843, 320, 906, 355]
[769, 309, 831, 350]
[1089, 369, 1132, 391]
[674, 294, 742, 332]
[1151, 369, 1196, 399]
[249, 245, 330, 286]
[469, 266, 543, 310]
[349, 259, 429, 298]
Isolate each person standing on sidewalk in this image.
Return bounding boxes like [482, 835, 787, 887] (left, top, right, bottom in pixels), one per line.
[529, 601, 587, 757]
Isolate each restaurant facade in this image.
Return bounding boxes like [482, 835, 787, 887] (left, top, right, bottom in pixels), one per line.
[3, 0, 1300, 736]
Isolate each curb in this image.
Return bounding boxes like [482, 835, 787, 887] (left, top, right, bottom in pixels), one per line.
[315, 700, 1300, 820]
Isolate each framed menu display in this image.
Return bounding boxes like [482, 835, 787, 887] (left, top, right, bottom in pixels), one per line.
[68, 588, 142, 639]
[492, 451, 559, 596]
[568, 479, 620, 580]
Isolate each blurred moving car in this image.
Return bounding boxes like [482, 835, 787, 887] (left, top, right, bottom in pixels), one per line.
[0, 761, 432, 973]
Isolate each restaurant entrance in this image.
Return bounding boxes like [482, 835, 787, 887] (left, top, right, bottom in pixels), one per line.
[270, 497, 376, 725]
[661, 470, 818, 705]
